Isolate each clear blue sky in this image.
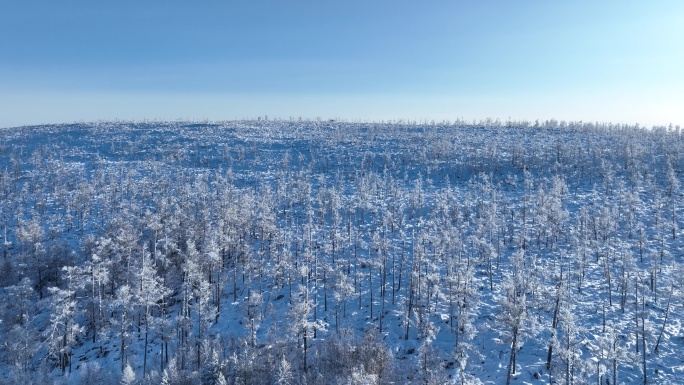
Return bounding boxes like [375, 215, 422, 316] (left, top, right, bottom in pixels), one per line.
[1, 1, 683, 128]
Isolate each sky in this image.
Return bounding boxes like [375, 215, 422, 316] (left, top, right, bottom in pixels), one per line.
[1, 0, 683, 128]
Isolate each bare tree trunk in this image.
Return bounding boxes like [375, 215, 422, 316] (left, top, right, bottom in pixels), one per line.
[405, 273, 413, 340]
[143, 322, 149, 376]
[641, 289, 647, 384]
[506, 327, 518, 385]
[303, 328, 307, 372]
[654, 284, 672, 352]
[547, 284, 561, 370]
[369, 263, 373, 319]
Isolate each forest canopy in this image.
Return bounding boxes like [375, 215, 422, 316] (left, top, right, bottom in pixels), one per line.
[0, 119, 682, 384]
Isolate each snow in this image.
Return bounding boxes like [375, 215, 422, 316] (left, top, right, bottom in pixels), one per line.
[0, 119, 682, 384]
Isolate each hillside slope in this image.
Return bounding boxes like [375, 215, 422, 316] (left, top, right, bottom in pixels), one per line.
[0, 120, 682, 384]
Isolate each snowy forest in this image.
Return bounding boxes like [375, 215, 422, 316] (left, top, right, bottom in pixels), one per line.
[0, 119, 683, 385]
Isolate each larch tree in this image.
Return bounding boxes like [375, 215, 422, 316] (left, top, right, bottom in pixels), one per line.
[3, 277, 38, 375]
[114, 284, 134, 373]
[201, 349, 227, 385]
[120, 362, 136, 385]
[135, 249, 170, 376]
[497, 248, 535, 385]
[287, 283, 327, 372]
[44, 281, 84, 375]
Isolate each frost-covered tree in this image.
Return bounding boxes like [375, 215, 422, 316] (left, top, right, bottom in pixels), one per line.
[134, 249, 170, 375]
[331, 264, 355, 332]
[496, 248, 536, 385]
[16, 213, 46, 296]
[44, 282, 84, 375]
[445, 248, 480, 377]
[201, 349, 227, 385]
[185, 240, 217, 370]
[114, 284, 134, 373]
[2, 277, 37, 375]
[77, 245, 112, 345]
[121, 363, 136, 385]
[274, 356, 294, 385]
[245, 288, 263, 347]
[665, 158, 680, 239]
[288, 284, 327, 371]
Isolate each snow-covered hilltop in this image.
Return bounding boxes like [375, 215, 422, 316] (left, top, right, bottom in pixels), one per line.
[0, 120, 682, 384]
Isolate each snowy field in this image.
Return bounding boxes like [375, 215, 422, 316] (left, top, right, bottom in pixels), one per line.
[0, 120, 682, 384]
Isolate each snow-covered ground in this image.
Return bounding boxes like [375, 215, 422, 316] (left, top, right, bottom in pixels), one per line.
[0, 120, 682, 384]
